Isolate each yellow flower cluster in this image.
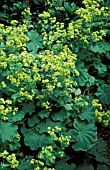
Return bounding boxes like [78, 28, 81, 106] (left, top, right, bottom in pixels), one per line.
[38, 146, 56, 164]
[92, 30, 106, 41]
[49, 17, 56, 23]
[37, 45, 78, 95]
[22, 7, 32, 16]
[10, 20, 18, 26]
[30, 158, 55, 170]
[0, 11, 80, 107]
[3, 22, 29, 51]
[95, 109, 110, 126]
[0, 21, 40, 103]
[0, 150, 9, 158]
[6, 153, 19, 168]
[48, 127, 58, 140]
[67, 0, 108, 43]
[82, 0, 108, 17]
[34, 168, 55, 170]
[92, 99, 110, 126]
[9, 134, 21, 150]
[22, 8, 32, 25]
[58, 135, 71, 148]
[92, 99, 102, 110]
[30, 159, 44, 166]
[39, 11, 50, 19]
[48, 126, 62, 135]
[43, 168, 55, 170]
[48, 126, 71, 148]
[37, 11, 81, 103]
[0, 151, 19, 169]
[58, 151, 65, 158]
[45, 0, 65, 11]
[54, 126, 62, 131]
[0, 98, 18, 120]
[74, 97, 83, 103]
[38, 12, 67, 49]
[73, 97, 89, 113]
[0, 50, 7, 69]
[41, 21, 66, 47]
[41, 101, 51, 109]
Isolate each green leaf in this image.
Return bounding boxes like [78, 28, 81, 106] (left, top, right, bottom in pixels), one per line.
[22, 101, 35, 115]
[97, 164, 110, 170]
[54, 89, 63, 98]
[26, 30, 43, 52]
[63, 163, 76, 170]
[72, 119, 97, 151]
[90, 44, 105, 54]
[38, 110, 50, 119]
[18, 156, 33, 170]
[90, 42, 110, 54]
[0, 122, 18, 142]
[78, 106, 95, 122]
[64, 2, 77, 14]
[75, 163, 94, 170]
[72, 88, 81, 96]
[28, 115, 40, 127]
[86, 75, 95, 87]
[102, 42, 110, 52]
[51, 109, 67, 121]
[95, 84, 110, 104]
[36, 119, 63, 134]
[0, 45, 5, 49]
[64, 104, 73, 111]
[8, 111, 25, 122]
[75, 71, 88, 86]
[2, 4, 8, 9]
[90, 138, 109, 163]
[68, 129, 76, 141]
[55, 160, 66, 170]
[11, 92, 21, 100]
[76, 62, 94, 86]
[21, 127, 49, 150]
[94, 63, 107, 74]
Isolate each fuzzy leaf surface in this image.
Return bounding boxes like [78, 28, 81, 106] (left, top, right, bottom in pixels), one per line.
[78, 106, 95, 122]
[22, 101, 35, 115]
[90, 138, 109, 163]
[36, 118, 63, 134]
[8, 111, 25, 122]
[94, 63, 107, 74]
[26, 30, 43, 52]
[21, 127, 49, 150]
[0, 122, 18, 142]
[27, 115, 40, 127]
[95, 84, 110, 104]
[72, 119, 97, 151]
[52, 109, 68, 121]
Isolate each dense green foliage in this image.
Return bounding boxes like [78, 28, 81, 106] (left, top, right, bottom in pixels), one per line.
[0, 0, 110, 169]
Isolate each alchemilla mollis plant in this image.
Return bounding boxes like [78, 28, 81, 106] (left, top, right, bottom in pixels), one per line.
[0, 0, 110, 169]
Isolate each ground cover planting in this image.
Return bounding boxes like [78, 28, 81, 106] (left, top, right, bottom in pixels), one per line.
[0, 0, 110, 169]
